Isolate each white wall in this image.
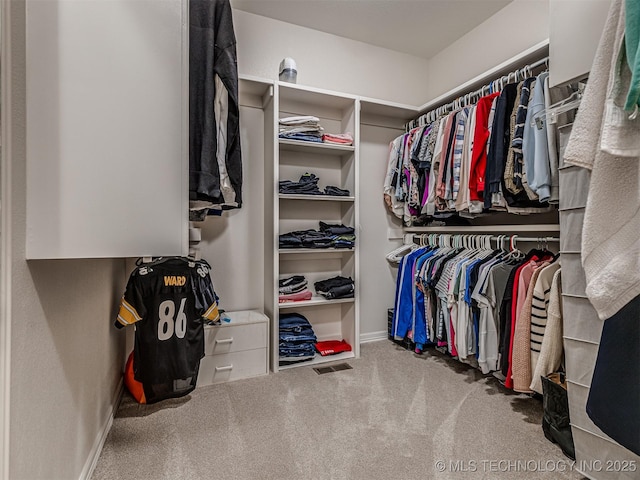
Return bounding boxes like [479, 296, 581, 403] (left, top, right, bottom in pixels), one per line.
[549, 0, 612, 87]
[8, 1, 127, 478]
[233, 9, 430, 106]
[425, 0, 550, 101]
[197, 104, 266, 312]
[359, 125, 404, 337]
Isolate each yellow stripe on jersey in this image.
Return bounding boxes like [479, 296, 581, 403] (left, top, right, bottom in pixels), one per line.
[117, 298, 142, 326]
[203, 302, 220, 322]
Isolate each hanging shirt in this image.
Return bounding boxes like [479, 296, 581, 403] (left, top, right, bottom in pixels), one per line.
[485, 83, 519, 209]
[115, 257, 220, 402]
[469, 92, 500, 205]
[523, 72, 552, 202]
[190, 0, 242, 209]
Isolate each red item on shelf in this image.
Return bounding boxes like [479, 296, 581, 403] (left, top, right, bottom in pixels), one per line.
[315, 340, 352, 356]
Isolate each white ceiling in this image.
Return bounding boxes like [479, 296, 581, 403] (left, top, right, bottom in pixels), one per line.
[231, 0, 513, 59]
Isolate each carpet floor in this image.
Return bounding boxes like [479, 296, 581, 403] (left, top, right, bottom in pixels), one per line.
[92, 341, 583, 480]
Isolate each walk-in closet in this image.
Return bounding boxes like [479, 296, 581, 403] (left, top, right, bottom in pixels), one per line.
[1, 1, 638, 479]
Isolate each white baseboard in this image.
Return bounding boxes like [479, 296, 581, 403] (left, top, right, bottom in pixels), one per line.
[360, 331, 388, 343]
[79, 379, 124, 480]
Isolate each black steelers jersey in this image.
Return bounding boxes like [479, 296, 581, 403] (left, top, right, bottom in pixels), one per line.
[115, 257, 219, 385]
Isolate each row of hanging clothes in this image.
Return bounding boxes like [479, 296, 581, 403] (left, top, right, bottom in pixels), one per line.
[389, 233, 564, 395]
[384, 57, 579, 227]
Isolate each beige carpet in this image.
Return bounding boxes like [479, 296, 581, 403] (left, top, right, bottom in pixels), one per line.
[92, 341, 583, 480]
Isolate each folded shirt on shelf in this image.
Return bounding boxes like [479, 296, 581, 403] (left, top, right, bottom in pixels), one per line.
[279, 173, 324, 195]
[279, 228, 355, 249]
[319, 221, 355, 235]
[315, 340, 352, 356]
[332, 234, 356, 249]
[278, 290, 312, 303]
[314, 275, 355, 300]
[279, 132, 324, 143]
[279, 173, 351, 197]
[279, 275, 308, 294]
[322, 133, 354, 146]
[323, 186, 351, 196]
[279, 116, 324, 143]
[279, 115, 320, 126]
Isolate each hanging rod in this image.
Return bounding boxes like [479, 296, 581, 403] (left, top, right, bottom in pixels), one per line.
[406, 54, 549, 130]
[407, 233, 559, 243]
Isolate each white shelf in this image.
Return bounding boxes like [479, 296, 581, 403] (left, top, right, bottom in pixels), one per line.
[271, 82, 360, 373]
[359, 97, 419, 120]
[278, 350, 355, 370]
[279, 138, 355, 154]
[277, 81, 357, 108]
[278, 296, 355, 309]
[279, 194, 355, 202]
[239, 74, 273, 98]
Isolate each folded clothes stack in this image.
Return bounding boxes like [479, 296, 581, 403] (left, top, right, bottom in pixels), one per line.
[278, 275, 312, 303]
[279, 225, 355, 250]
[279, 173, 324, 195]
[279, 313, 317, 365]
[319, 221, 354, 235]
[314, 275, 355, 300]
[279, 115, 323, 143]
[315, 339, 352, 356]
[279, 173, 351, 197]
[323, 186, 351, 196]
[322, 132, 354, 146]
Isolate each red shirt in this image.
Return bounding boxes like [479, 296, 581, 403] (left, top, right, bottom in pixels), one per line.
[469, 93, 500, 201]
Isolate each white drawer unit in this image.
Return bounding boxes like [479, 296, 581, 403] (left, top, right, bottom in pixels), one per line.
[197, 310, 269, 387]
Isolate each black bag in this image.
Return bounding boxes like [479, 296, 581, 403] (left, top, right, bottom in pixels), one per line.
[541, 372, 575, 460]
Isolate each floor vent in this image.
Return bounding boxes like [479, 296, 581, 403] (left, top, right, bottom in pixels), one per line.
[313, 363, 353, 374]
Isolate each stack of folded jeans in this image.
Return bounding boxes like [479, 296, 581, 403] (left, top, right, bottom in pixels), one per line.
[279, 116, 323, 143]
[279, 173, 351, 197]
[279, 173, 323, 195]
[278, 230, 333, 249]
[319, 222, 355, 235]
[279, 313, 317, 365]
[278, 275, 312, 303]
[279, 222, 356, 250]
[314, 276, 355, 300]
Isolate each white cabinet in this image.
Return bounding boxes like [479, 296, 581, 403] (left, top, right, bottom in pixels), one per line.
[268, 83, 360, 371]
[197, 310, 269, 386]
[25, 0, 188, 259]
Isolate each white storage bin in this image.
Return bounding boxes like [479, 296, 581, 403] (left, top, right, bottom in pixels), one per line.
[559, 166, 591, 210]
[561, 253, 588, 297]
[563, 337, 599, 386]
[567, 380, 607, 436]
[560, 209, 585, 252]
[572, 425, 640, 480]
[562, 295, 603, 345]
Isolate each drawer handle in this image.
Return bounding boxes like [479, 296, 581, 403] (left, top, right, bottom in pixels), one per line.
[215, 338, 234, 345]
[215, 365, 233, 372]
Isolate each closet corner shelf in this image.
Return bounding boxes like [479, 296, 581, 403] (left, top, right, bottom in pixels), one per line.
[404, 224, 560, 233]
[279, 248, 355, 255]
[278, 296, 355, 309]
[279, 138, 355, 154]
[278, 350, 355, 371]
[278, 194, 355, 202]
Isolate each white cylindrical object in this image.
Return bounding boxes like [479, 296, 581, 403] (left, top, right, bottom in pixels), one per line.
[279, 57, 297, 83]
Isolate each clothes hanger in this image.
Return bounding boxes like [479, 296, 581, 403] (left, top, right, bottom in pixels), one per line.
[534, 90, 582, 126]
